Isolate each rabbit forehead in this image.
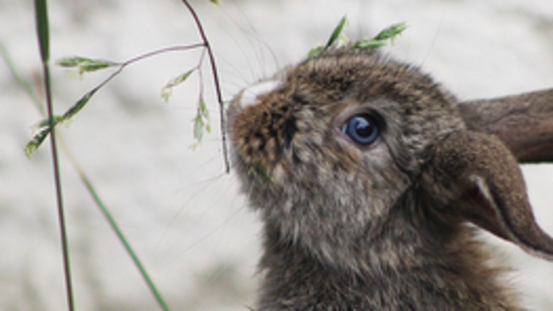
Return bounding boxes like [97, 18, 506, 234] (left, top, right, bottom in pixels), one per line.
[288, 50, 458, 111]
[284, 49, 465, 156]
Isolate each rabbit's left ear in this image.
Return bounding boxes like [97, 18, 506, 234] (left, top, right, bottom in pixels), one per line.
[427, 130, 553, 260]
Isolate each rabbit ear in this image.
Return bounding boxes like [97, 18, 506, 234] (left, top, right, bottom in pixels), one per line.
[428, 130, 553, 260]
[459, 88, 553, 163]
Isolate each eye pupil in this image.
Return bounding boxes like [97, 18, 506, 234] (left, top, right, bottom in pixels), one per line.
[341, 114, 380, 145]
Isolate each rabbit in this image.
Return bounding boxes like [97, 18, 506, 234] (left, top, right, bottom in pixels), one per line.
[226, 47, 553, 310]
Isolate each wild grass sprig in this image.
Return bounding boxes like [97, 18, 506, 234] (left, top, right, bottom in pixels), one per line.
[24, 43, 206, 158]
[26, 0, 231, 172]
[23, 1, 226, 310]
[15, 6, 172, 310]
[306, 17, 407, 60]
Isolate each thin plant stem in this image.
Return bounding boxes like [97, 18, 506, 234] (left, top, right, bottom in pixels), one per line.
[44, 65, 76, 311]
[75, 167, 170, 311]
[33, 0, 75, 310]
[182, 0, 231, 173]
[91, 44, 208, 104]
[56, 135, 170, 310]
[119, 44, 206, 66]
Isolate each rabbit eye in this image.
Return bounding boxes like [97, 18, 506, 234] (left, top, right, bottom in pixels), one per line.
[341, 114, 380, 145]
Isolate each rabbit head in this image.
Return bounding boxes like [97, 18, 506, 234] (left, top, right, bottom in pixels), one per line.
[227, 48, 553, 273]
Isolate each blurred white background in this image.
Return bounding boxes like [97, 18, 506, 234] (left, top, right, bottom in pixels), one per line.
[1, 0, 552, 310]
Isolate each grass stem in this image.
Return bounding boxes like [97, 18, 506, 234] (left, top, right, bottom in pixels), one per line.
[34, 0, 75, 309]
[182, 0, 230, 173]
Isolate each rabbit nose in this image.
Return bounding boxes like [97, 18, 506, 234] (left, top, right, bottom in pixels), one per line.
[239, 80, 282, 109]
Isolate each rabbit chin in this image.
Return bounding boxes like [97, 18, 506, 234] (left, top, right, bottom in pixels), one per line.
[250, 165, 416, 275]
[263, 192, 420, 275]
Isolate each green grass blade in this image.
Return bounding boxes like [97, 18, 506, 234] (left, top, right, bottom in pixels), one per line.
[62, 89, 95, 121]
[80, 174, 170, 311]
[305, 16, 348, 60]
[56, 56, 115, 77]
[373, 22, 407, 42]
[305, 46, 324, 59]
[161, 69, 194, 102]
[351, 22, 407, 50]
[325, 16, 347, 49]
[24, 125, 54, 157]
[25, 77, 100, 157]
[34, 0, 50, 62]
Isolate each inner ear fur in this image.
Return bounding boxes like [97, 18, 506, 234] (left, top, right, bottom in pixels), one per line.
[426, 130, 553, 260]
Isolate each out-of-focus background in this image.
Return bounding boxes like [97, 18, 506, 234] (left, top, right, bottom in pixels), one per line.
[1, 0, 553, 310]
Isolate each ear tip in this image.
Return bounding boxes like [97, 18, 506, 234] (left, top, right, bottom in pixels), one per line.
[524, 247, 553, 262]
[433, 131, 553, 262]
[514, 226, 553, 261]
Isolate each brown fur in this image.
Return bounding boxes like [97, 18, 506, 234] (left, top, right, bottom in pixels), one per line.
[227, 48, 553, 310]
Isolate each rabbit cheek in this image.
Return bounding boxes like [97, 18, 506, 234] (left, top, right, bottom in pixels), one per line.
[233, 114, 279, 174]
